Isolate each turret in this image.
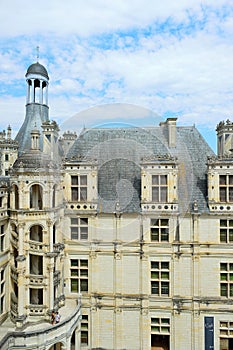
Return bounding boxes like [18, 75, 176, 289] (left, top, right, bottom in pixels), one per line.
[216, 119, 233, 157]
[15, 62, 50, 154]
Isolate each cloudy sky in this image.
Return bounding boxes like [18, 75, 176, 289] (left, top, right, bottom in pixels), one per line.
[1, 0, 233, 151]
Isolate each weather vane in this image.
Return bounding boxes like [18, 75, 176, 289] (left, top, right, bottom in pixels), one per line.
[36, 46, 40, 62]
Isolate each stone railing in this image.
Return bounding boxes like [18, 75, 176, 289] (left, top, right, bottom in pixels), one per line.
[0, 299, 81, 350]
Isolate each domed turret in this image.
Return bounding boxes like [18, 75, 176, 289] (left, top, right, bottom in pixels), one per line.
[15, 61, 50, 155]
[26, 62, 49, 80]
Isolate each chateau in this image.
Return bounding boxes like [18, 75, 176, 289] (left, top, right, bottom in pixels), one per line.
[0, 61, 233, 350]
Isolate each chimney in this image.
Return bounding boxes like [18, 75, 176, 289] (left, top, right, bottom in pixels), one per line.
[161, 118, 177, 147]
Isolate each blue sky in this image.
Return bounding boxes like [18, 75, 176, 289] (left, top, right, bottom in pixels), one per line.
[1, 0, 233, 152]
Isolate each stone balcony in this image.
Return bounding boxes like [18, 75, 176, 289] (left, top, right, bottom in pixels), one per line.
[0, 298, 81, 350]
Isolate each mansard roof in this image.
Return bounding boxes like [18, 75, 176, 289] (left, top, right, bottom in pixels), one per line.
[66, 125, 215, 214]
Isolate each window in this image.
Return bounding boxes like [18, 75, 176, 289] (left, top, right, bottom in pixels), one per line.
[30, 225, 43, 242]
[219, 175, 233, 202]
[151, 317, 170, 350]
[151, 261, 170, 296]
[71, 175, 87, 201]
[70, 259, 88, 293]
[151, 219, 169, 242]
[220, 321, 233, 350]
[220, 220, 233, 243]
[81, 315, 89, 345]
[29, 255, 43, 275]
[71, 218, 88, 240]
[0, 268, 5, 314]
[220, 263, 233, 297]
[5, 154, 8, 161]
[151, 317, 170, 334]
[30, 184, 43, 209]
[0, 225, 5, 252]
[30, 288, 43, 305]
[152, 175, 168, 202]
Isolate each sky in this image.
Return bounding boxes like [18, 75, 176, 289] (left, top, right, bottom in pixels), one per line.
[1, 0, 233, 152]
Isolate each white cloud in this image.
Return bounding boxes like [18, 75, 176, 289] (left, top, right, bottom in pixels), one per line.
[0, 0, 233, 153]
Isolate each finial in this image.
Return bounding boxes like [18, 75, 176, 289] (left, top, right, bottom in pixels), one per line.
[36, 46, 40, 62]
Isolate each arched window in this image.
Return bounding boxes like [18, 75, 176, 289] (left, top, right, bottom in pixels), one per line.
[30, 184, 43, 209]
[30, 225, 43, 242]
[12, 184, 19, 209]
[52, 185, 56, 207]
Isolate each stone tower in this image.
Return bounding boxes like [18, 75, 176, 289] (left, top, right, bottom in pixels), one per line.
[15, 61, 49, 155]
[9, 63, 66, 329]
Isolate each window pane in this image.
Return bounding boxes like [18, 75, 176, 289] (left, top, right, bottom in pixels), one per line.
[151, 262, 159, 269]
[229, 187, 233, 202]
[160, 187, 167, 202]
[161, 262, 169, 269]
[161, 228, 169, 241]
[80, 218, 88, 225]
[161, 219, 169, 226]
[151, 271, 159, 279]
[151, 281, 159, 295]
[151, 318, 159, 324]
[71, 218, 78, 225]
[80, 260, 88, 267]
[152, 187, 159, 202]
[152, 175, 159, 185]
[220, 229, 227, 242]
[160, 175, 167, 185]
[71, 260, 78, 267]
[161, 282, 169, 295]
[71, 270, 79, 276]
[80, 227, 88, 240]
[220, 220, 227, 227]
[161, 272, 169, 280]
[80, 269, 88, 277]
[80, 279, 88, 291]
[220, 175, 226, 185]
[221, 263, 227, 271]
[71, 227, 78, 240]
[151, 228, 159, 241]
[220, 187, 226, 202]
[71, 279, 78, 292]
[71, 188, 78, 201]
[229, 176, 233, 185]
[80, 188, 87, 201]
[80, 175, 87, 186]
[230, 230, 233, 242]
[221, 273, 227, 281]
[81, 331, 88, 344]
[221, 283, 227, 297]
[151, 219, 158, 226]
[71, 176, 78, 185]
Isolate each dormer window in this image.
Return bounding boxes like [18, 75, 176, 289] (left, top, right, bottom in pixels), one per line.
[219, 175, 233, 202]
[71, 175, 87, 201]
[152, 175, 168, 202]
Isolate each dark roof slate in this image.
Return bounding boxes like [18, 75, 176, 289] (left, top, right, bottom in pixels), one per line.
[67, 126, 215, 214]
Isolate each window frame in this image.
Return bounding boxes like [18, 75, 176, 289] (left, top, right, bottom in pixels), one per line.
[151, 261, 170, 296]
[70, 259, 88, 293]
[152, 174, 168, 203]
[220, 219, 233, 243]
[150, 218, 169, 242]
[220, 262, 233, 298]
[71, 175, 87, 202]
[70, 217, 88, 241]
[219, 175, 233, 202]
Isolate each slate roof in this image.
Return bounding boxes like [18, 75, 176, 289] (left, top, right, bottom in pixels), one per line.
[67, 125, 215, 214]
[26, 62, 49, 79]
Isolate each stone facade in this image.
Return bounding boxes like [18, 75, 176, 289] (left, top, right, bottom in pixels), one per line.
[0, 62, 233, 350]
